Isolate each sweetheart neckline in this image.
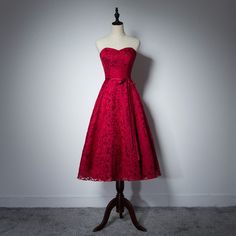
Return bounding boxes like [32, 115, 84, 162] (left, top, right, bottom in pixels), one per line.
[99, 47, 137, 56]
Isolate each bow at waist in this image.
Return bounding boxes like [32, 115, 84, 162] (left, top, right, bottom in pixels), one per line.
[105, 77, 134, 85]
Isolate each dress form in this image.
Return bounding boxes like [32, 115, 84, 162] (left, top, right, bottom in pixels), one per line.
[92, 8, 147, 233]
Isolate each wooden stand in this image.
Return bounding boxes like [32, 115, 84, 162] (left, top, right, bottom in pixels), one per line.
[93, 180, 147, 232]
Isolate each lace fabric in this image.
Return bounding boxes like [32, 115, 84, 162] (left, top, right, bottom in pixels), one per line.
[77, 47, 161, 181]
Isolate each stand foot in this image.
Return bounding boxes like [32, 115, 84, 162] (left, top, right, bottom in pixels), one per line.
[124, 198, 147, 231]
[93, 181, 147, 232]
[93, 198, 116, 232]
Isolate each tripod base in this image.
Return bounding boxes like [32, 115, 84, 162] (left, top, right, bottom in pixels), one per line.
[93, 181, 147, 232]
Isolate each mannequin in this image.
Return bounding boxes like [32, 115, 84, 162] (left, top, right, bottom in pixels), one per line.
[92, 8, 147, 233]
[96, 9, 140, 52]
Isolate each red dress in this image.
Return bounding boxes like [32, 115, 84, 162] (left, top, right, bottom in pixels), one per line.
[77, 47, 161, 181]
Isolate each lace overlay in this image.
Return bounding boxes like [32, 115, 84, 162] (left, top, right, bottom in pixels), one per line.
[77, 47, 161, 181]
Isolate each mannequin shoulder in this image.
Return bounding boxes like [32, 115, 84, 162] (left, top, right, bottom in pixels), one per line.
[126, 36, 140, 50]
[126, 35, 140, 43]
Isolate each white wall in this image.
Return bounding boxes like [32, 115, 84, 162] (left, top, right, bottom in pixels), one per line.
[0, 0, 235, 207]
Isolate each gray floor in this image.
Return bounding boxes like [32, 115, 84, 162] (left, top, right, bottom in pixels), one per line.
[0, 207, 236, 236]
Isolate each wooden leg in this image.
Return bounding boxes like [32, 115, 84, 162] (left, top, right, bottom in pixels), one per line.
[124, 197, 147, 231]
[92, 197, 117, 232]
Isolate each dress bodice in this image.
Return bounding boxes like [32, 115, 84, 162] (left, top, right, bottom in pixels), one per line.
[100, 47, 136, 81]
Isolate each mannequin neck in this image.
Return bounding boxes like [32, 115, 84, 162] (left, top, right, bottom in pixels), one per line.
[110, 24, 126, 38]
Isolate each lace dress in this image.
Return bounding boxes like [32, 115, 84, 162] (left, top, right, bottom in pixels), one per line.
[77, 47, 161, 181]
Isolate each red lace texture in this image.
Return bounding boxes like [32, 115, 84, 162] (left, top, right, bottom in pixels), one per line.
[77, 47, 161, 181]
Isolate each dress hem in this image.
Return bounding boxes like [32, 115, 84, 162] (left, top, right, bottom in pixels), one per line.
[77, 173, 161, 182]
